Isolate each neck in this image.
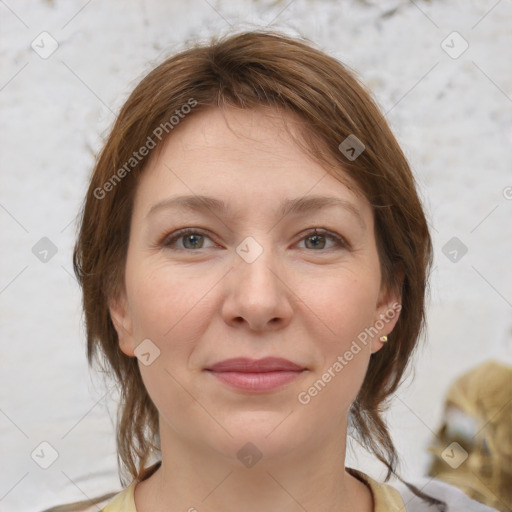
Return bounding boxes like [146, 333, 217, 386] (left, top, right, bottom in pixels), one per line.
[134, 420, 373, 512]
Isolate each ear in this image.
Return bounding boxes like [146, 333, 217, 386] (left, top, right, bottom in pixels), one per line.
[108, 293, 136, 357]
[370, 273, 403, 355]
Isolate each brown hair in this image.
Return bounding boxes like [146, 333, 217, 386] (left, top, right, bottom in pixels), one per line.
[72, 28, 436, 504]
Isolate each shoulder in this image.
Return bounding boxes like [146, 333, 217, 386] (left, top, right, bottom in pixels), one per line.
[346, 467, 406, 512]
[94, 460, 158, 511]
[93, 481, 137, 512]
[346, 469, 500, 512]
[391, 477, 501, 512]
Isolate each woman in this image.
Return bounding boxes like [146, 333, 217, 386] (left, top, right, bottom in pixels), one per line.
[63, 30, 498, 512]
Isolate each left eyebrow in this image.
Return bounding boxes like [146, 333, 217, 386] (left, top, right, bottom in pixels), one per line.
[146, 194, 366, 230]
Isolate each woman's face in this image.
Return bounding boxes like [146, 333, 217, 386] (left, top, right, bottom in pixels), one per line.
[109, 107, 400, 465]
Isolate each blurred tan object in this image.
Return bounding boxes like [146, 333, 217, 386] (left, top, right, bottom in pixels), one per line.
[426, 359, 512, 511]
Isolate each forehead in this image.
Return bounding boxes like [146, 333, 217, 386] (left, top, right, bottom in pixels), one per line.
[133, 107, 371, 222]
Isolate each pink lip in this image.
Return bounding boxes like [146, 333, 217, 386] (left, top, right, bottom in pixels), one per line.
[205, 357, 306, 392]
[206, 357, 305, 372]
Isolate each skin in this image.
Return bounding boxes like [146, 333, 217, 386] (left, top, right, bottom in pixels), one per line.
[109, 106, 401, 512]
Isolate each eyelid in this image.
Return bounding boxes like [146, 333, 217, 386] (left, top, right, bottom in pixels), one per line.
[293, 228, 350, 251]
[160, 227, 218, 250]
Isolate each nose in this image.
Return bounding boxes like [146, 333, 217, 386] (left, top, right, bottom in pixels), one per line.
[221, 240, 293, 332]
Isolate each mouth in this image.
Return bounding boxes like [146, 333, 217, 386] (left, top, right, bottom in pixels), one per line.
[204, 357, 307, 392]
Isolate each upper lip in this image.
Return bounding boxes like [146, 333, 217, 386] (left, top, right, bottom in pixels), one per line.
[205, 357, 305, 372]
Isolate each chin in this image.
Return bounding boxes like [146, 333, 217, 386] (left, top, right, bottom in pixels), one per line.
[205, 414, 308, 466]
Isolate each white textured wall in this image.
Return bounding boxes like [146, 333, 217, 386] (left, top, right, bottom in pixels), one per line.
[1, 1, 511, 510]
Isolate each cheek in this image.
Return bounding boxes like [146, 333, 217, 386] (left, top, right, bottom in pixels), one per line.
[297, 271, 379, 402]
[126, 260, 214, 351]
[126, 264, 215, 418]
[305, 271, 380, 345]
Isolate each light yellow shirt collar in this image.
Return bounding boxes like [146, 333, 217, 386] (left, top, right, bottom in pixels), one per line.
[101, 467, 406, 512]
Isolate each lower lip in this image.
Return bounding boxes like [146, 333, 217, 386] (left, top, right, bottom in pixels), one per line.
[206, 370, 304, 392]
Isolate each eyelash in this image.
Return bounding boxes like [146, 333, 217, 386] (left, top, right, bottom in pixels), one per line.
[160, 228, 350, 252]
